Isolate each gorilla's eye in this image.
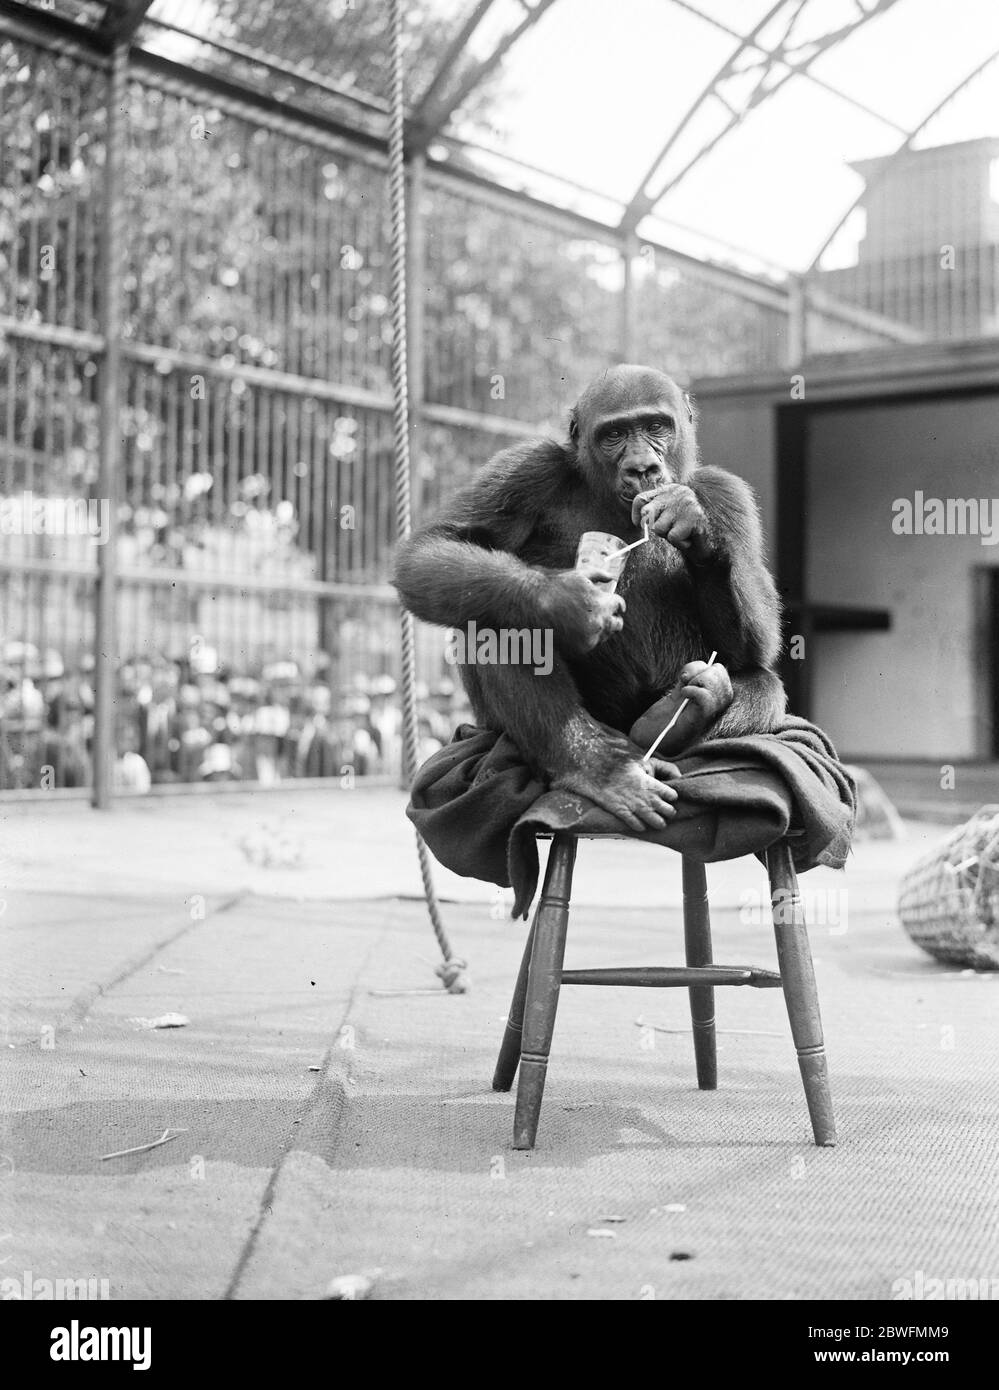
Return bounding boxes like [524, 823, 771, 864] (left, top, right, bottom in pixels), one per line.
[603, 427, 625, 443]
[648, 418, 674, 435]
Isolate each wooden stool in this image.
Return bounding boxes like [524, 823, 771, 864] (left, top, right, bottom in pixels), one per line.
[492, 833, 836, 1150]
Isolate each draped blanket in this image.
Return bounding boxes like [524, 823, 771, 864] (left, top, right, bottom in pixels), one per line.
[407, 717, 857, 918]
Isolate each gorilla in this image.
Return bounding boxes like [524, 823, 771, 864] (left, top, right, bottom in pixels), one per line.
[393, 364, 785, 833]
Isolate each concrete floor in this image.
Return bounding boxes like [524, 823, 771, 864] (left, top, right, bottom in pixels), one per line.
[2, 789, 997, 1300]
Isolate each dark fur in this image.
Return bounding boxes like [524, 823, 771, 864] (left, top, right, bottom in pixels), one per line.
[393, 365, 785, 787]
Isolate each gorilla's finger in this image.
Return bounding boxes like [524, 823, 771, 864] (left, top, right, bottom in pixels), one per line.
[694, 671, 730, 694]
[648, 787, 679, 814]
[631, 492, 661, 527]
[649, 785, 678, 807]
[644, 765, 679, 794]
[615, 806, 648, 834]
[647, 761, 681, 786]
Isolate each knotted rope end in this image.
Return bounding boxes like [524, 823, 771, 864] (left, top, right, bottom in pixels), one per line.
[434, 957, 470, 994]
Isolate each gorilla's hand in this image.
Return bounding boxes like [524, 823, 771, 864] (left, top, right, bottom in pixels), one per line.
[632, 483, 713, 561]
[553, 733, 680, 834]
[629, 660, 734, 755]
[541, 569, 625, 655]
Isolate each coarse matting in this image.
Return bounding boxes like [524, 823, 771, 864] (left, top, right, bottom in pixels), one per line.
[3, 866, 997, 1301]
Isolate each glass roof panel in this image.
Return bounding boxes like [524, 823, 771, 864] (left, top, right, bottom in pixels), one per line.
[9, 0, 997, 277]
[473, 0, 735, 207]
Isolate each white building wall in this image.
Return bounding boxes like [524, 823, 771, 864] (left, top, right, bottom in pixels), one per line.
[807, 393, 999, 758]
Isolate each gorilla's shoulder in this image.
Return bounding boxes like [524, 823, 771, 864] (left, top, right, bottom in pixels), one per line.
[479, 438, 574, 505]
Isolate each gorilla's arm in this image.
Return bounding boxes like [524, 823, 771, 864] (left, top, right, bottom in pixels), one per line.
[393, 440, 629, 659]
[392, 441, 566, 633]
[681, 465, 787, 739]
[630, 466, 785, 747]
[684, 467, 782, 670]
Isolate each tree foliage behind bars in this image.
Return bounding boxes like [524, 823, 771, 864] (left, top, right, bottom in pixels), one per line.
[0, 22, 792, 791]
[210, 0, 502, 126]
[0, 45, 104, 501]
[0, 31, 785, 587]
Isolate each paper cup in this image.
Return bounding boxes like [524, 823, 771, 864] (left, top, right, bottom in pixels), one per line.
[575, 531, 628, 592]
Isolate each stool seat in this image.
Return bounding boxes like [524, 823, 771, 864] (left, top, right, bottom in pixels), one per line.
[492, 832, 836, 1151]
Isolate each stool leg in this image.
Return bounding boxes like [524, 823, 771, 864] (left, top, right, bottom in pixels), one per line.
[492, 918, 536, 1092]
[682, 857, 717, 1090]
[512, 834, 576, 1150]
[766, 841, 837, 1146]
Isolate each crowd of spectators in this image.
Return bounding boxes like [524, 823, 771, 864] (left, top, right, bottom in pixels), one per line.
[0, 640, 465, 792]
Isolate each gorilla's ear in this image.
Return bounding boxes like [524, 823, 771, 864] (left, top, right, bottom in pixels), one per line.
[682, 391, 694, 423]
[568, 408, 579, 444]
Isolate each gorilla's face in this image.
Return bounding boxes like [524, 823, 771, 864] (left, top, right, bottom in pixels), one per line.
[569, 365, 696, 514]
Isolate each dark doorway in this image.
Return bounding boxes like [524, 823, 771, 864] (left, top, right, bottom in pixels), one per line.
[774, 401, 891, 722]
[974, 567, 999, 758]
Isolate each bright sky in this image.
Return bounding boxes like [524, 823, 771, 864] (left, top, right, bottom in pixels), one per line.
[455, 0, 999, 274]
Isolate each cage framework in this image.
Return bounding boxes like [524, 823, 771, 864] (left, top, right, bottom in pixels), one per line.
[897, 806, 999, 970]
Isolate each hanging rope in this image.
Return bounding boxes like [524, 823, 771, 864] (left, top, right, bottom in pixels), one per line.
[389, 0, 468, 994]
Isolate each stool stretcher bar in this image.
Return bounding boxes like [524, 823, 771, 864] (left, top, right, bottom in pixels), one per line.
[559, 966, 782, 987]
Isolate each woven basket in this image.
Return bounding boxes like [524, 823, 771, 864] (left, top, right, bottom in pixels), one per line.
[897, 806, 999, 970]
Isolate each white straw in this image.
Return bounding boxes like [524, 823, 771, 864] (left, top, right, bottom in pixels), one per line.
[608, 515, 654, 561]
[588, 517, 653, 571]
[642, 651, 718, 762]
[614, 533, 650, 558]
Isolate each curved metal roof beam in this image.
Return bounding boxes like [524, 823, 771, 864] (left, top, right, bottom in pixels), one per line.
[619, 0, 790, 232]
[806, 44, 999, 273]
[620, 0, 900, 233]
[412, 0, 498, 121]
[410, 0, 560, 151]
[668, 0, 907, 135]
